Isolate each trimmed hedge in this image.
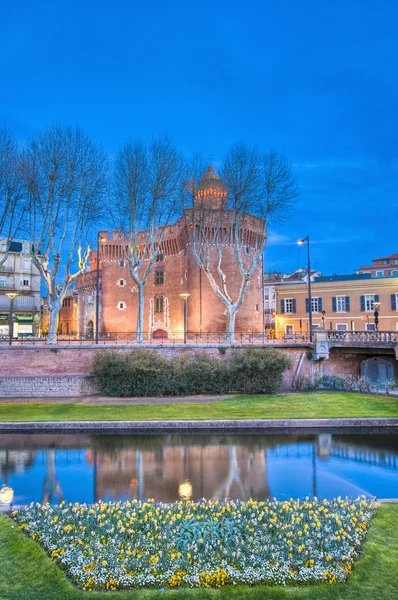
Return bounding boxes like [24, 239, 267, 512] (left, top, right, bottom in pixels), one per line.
[92, 347, 291, 397]
[229, 347, 292, 395]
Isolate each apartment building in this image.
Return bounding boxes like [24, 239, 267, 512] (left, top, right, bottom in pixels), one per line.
[275, 273, 398, 335]
[357, 252, 398, 278]
[0, 239, 41, 337]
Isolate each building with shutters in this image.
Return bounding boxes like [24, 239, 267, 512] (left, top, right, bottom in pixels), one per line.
[0, 238, 41, 337]
[275, 273, 398, 336]
[357, 251, 398, 278]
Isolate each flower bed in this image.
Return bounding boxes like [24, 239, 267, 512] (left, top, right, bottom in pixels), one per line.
[13, 497, 377, 591]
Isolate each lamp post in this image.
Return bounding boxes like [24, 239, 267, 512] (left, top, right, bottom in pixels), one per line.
[298, 236, 313, 342]
[95, 233, 104, 345]
[374, 301, 380, 332]
[180, 293, 190, 344]
[5, 292, 18, 345]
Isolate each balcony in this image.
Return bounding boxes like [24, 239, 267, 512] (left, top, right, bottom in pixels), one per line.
[0, 294, 36, 310]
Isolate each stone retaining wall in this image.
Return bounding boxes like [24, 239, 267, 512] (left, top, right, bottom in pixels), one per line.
[0, 375, 98, 398]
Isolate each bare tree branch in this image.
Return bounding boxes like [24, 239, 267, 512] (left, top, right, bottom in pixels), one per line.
[0, 129, 26, 266]
[112, 134, 183, 342]
[185, 144, 298, 340]
[22, 125, 107, 343]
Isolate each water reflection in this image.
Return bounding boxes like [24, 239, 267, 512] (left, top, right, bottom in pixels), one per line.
[0, 432, 397, 506]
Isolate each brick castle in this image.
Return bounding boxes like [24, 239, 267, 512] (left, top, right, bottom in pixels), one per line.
[55, 166, 265, 337]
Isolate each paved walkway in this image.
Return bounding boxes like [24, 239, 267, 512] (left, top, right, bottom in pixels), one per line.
[0, 394, 235, 405]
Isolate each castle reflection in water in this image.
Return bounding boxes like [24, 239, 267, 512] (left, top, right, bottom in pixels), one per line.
[1, 432, 397, 506]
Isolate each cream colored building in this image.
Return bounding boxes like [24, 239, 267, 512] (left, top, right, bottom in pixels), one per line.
[275, 274, 398, 336]
[0, 239, 41, 337]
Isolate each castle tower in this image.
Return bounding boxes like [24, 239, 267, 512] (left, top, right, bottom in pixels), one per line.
[195, 166, 228, 210]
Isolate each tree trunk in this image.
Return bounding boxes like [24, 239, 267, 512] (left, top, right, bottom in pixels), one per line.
[136, 284, 144, 343]
[47, 301, 61, 345]
[226, 307, 237, 343]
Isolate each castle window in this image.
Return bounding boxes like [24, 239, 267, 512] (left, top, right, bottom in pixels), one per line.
[256, 304, 259, 311]
[154, 296, 164, 313]
[156, 252, 164, 262]
[118, 279, 126, 287]
[119, 259, 126, 267]
[154, 270, 164, 285]
[117, 301, 126, 310]
[246, 246, 250, 255]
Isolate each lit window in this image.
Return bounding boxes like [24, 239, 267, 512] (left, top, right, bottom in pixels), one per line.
[336, 296, 347, 312]
[364, 295, 375, 311]
[311, 297, 321, 312]
[154, 270, 164, 285]
[284, 298, 295, 313]
[154, 296, 164, 313]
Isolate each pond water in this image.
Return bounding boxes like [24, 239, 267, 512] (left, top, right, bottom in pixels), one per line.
[1, 431, 397, 505]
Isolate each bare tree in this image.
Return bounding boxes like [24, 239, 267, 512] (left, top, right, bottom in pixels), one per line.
[23, 125, 107, 343]
[0, 129, 25, 266]
[186, 144, 298, 340]
[113, 135, 183, 342]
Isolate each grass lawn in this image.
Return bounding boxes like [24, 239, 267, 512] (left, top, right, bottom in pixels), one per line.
[0, 392, 397, 422]
[0, 504, 397, 600]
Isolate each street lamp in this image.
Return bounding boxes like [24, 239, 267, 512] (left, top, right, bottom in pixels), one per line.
[95, 234, 105, 344]
[374, 301, 380, 332]
[298, 236, 313, 342]
[180, 293, 190, 344]
[5, 292, 18, 345]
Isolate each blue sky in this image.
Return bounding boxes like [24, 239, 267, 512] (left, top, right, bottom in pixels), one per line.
[1, 0, 397, 274]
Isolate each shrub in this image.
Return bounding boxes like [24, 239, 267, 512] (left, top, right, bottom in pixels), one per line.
[319, 374, 357, 391]
[92, 350, 173, 396]
[229, 347, 292, 394]
[170, 353, 230, 395]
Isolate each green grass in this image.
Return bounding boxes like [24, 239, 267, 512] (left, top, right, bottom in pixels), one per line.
[0, 504, 397, 600]
[0, 392, 397, 422]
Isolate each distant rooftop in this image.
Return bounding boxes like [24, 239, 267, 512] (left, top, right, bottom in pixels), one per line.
[314, 273, 372, 283]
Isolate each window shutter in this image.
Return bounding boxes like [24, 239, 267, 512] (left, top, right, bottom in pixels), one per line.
[360, 295, 365, 311]
[392, 294, 397, 311]
[346, 296, 350, 312]
[332, 297, 337, 312]
[318, 298, 323, 312]
[375, 294, 380, 303]
[292, 299, 296, 313]
[280, 299, 285, 314]
[305, 298, 309, 312]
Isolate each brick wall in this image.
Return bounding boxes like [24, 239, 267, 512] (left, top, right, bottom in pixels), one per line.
[0, 345, 312, 396]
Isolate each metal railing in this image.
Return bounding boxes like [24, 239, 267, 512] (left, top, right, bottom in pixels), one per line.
[0, 331, 311, 346]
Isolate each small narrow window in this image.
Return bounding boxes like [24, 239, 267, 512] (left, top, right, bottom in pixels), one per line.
[117, 301, 126, 310]
[155, 270, 164, 285]
[154, 296, 164, 313]
[156, 252, 164, 262]
[118, 279, 125, 287]
[255, 303, 259, 311]
[119, 259, 125, 268]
